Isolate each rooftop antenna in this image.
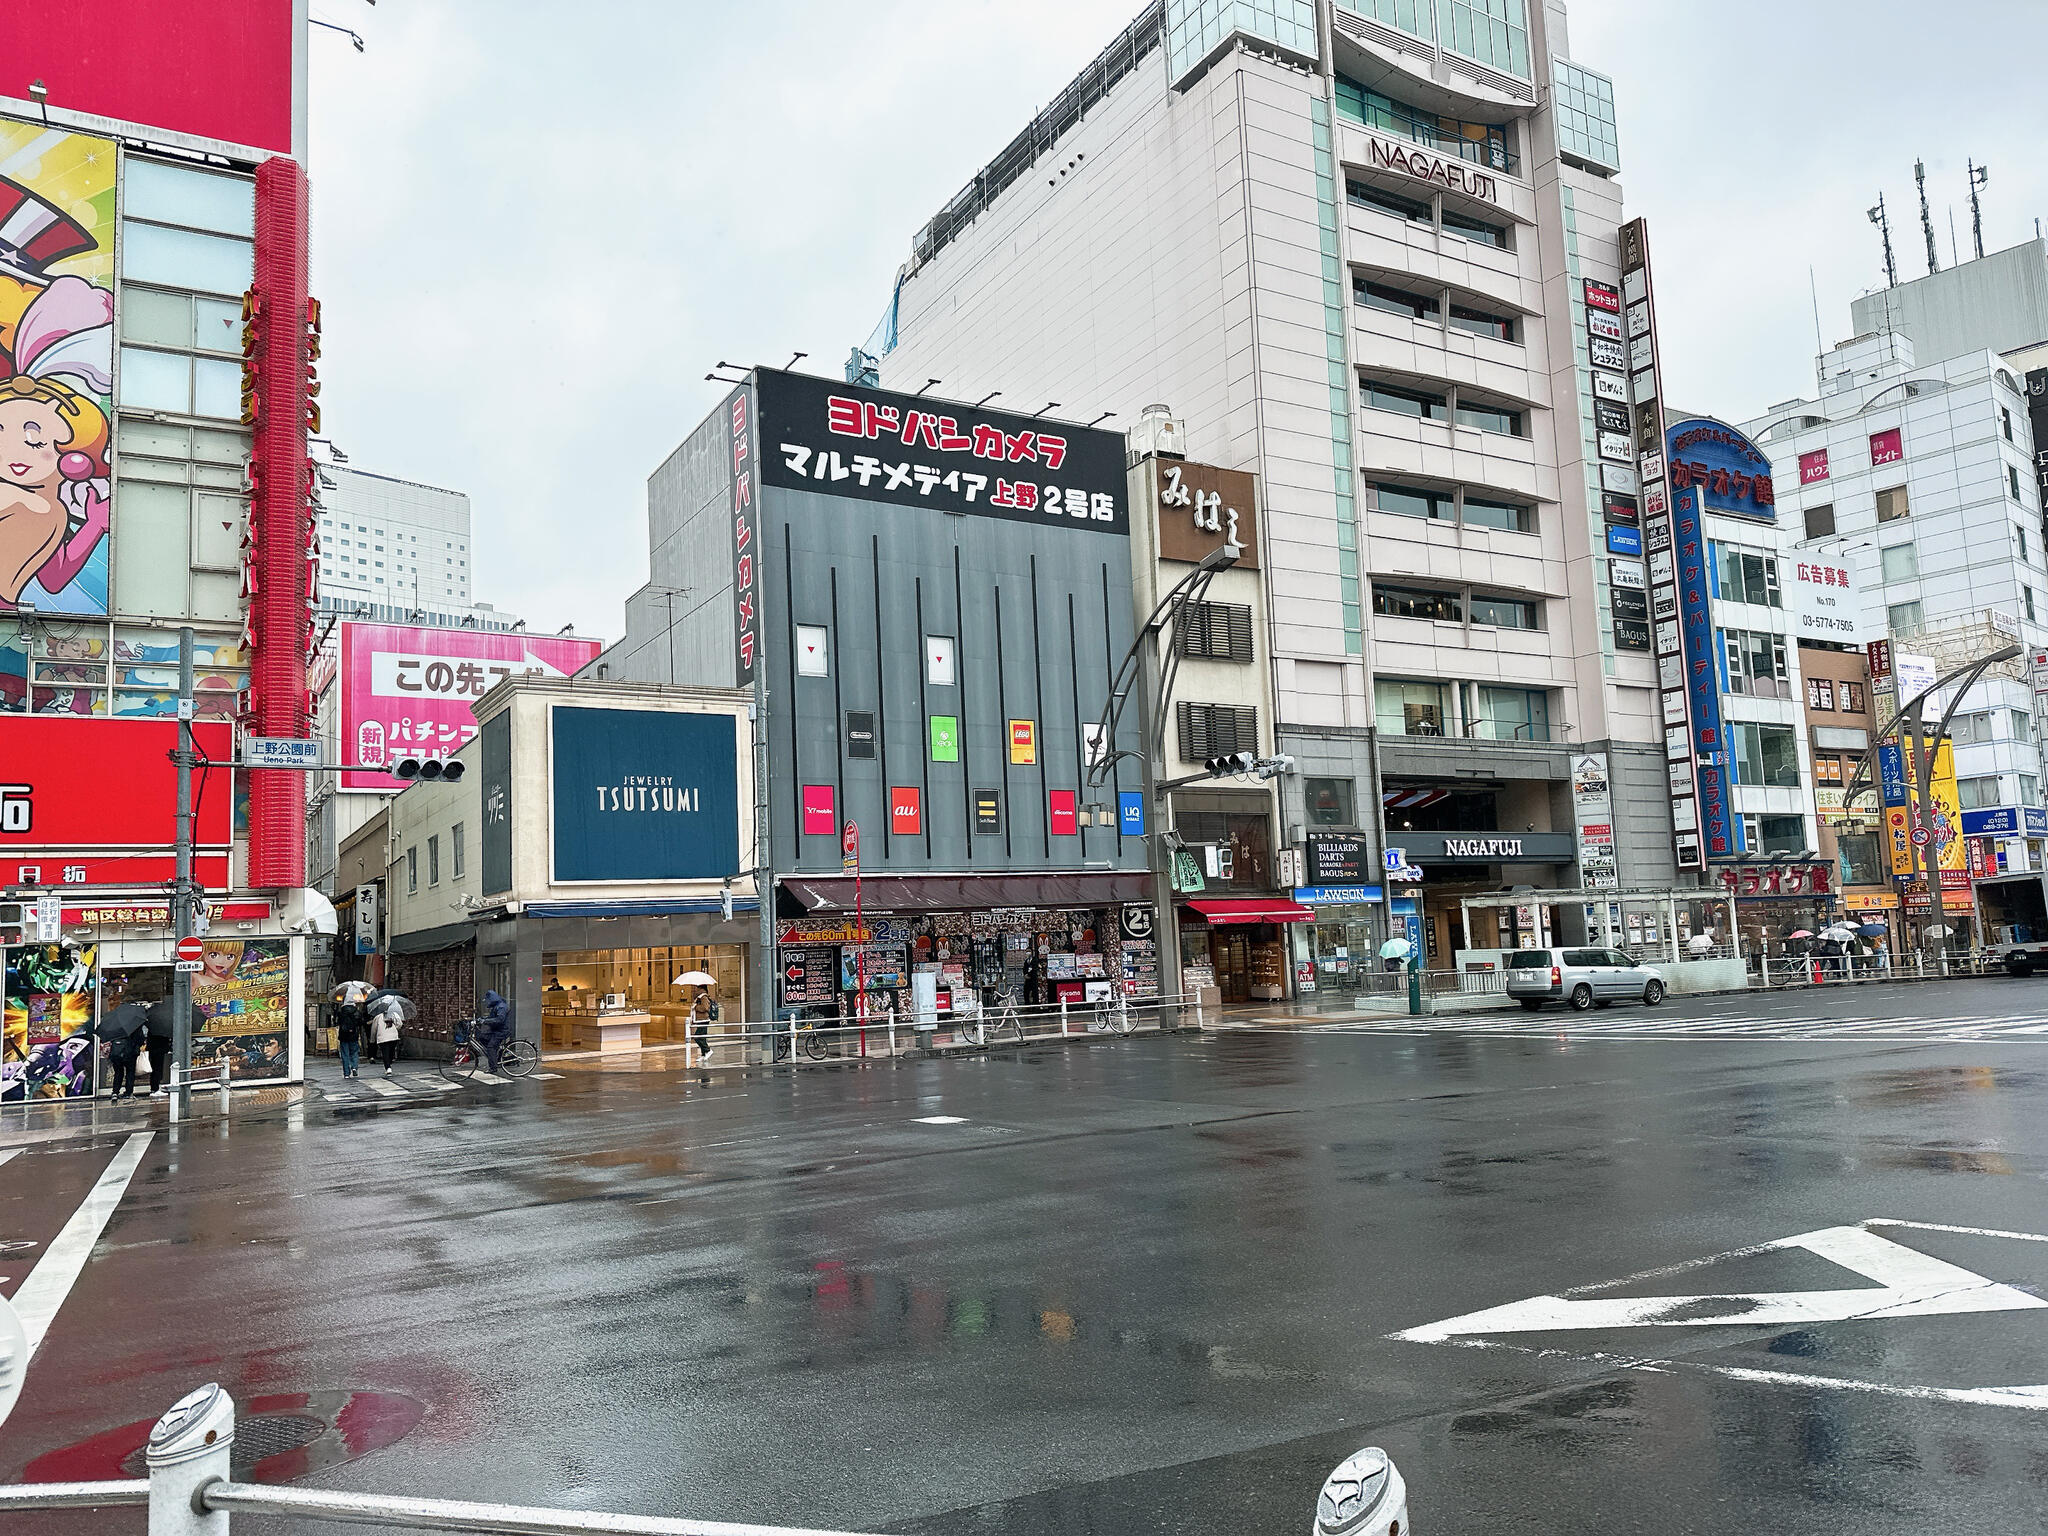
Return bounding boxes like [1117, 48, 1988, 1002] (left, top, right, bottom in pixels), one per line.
[1808, 267, 1825, 360]
[1968, 160, 1989, 260]
[1916, 158, 1940, 274]
[1868, 194, 1898, 288]
[1948, 205, 1960, 268]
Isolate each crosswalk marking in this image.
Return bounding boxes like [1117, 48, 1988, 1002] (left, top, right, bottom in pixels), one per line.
[1226, 1008, 2048, 1045]
[320, 1069, 562, 1104]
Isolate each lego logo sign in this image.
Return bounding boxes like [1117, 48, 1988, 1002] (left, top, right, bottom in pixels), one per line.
[890, 787, 922, 835]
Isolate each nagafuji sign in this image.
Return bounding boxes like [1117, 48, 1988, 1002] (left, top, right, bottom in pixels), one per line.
[1365, 136, 1498, 202]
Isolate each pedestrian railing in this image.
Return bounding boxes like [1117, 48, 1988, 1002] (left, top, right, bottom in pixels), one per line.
[0, 1384, 891, 1534]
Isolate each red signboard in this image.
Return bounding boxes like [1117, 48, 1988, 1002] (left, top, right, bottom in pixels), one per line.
[1048, 790, 1078, 837]
[0, 719, 231, 849]
[802, 785, 835, 836]
[1799, 448, 1830, 484]
[890, 787, 922, 836]
[338, 622, 603, 791]
[1582, 279, 1621, 313]
[1869, 427, 1904, 466]
[4, 854, 230, 891]
[1866, 638, 1893, 681]
[0, 1, 298, 154]
[67, 899, 268, 926]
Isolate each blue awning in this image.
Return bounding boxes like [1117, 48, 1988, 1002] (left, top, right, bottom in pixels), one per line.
[519, 897, 758, 919]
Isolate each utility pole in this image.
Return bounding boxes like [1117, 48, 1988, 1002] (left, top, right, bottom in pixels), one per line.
[1916, 158, 1940, 275]
[1868, 194, 1898, 289]
[1968, 160, 1989, 261]
[170, 627, 195, 1121]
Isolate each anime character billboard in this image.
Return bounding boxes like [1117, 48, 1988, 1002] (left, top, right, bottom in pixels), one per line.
[0, 122, 116, 616]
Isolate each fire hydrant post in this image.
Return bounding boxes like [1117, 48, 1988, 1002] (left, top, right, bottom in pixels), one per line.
[146, 1381, 235, 1534]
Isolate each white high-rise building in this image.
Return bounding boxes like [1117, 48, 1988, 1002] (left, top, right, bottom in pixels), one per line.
[316, 466, 492, 627]
[862, 0, 1680, 966]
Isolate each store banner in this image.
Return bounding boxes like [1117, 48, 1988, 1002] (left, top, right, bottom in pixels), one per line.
[550, 706, 741, 882]
[890, 787, 922, 836]
[480, 711, 513, 897]
[340, 622, 602, 791]
[0, 718, 232, 853]
[191, 940, 290, 1083]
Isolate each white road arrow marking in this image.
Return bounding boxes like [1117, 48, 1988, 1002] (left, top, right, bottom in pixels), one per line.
[1393, 1224, 2048, 1342]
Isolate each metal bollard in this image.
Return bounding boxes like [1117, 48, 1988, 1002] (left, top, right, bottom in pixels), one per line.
[1313, 1445, 1407, 1536]
[147, 1383, 234, 1534]
[1059, 1001, 1069, 1035]
[217, 1056, 232, 1118]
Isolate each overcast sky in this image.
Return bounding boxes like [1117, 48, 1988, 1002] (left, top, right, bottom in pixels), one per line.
[307, 1, 2048, 640]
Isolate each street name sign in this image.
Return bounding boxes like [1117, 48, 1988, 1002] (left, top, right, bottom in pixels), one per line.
[243, 737, 322, 770]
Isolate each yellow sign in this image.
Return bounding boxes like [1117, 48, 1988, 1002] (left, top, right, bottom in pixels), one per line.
[1886, 739, 1967, 878]
[1009, 719, 1037, 765]
[1842, 892, 1898, 911]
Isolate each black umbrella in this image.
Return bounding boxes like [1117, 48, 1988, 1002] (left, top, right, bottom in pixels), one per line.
[94, 1001, 149, 1042]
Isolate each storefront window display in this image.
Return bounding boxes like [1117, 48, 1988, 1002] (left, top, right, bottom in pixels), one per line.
[2, 943, 99, 1099]
[541, 945, 748, 1049]
[778, 905, 1159, 1022]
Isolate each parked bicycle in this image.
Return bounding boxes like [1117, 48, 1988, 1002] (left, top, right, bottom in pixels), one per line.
[440, 1020, 540, 1084]
[1088, 990, 1136, 1035]
[773, 1016, 835, 1061]
[958, 988, 1023, 1047]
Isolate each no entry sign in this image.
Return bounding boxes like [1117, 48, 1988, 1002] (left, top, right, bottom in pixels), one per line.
[175, 935, 205, 972]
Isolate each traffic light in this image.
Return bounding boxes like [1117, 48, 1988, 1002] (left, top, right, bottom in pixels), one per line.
[1204, 750, 1255, 777]
[393, 758, 466, 783]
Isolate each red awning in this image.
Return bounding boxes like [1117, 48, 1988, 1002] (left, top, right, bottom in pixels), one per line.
[1183, 898, 1315, 925]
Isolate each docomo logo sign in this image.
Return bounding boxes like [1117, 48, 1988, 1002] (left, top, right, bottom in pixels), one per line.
[1366, 137, 1499, 203]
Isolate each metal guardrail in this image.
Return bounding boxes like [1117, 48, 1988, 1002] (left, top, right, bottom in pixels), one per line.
[0, 1385, 1409, 1535]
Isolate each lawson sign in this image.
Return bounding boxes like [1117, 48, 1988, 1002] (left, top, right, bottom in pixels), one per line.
[550, 706, 740, 883]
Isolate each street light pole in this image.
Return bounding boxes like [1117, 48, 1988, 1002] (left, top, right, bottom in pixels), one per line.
[170, 628, 195, 1121]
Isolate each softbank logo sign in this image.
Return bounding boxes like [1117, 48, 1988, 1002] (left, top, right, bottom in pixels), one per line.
[890, 787, 922, 835]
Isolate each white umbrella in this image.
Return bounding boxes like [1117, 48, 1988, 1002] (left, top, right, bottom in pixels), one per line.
[1924, 925, 1953, 937]
[1686, 932, 1716, 954]
[1819, 924, 1859, 943]
[1378, 938, 1412, 960]
[674, 971, 717, 986]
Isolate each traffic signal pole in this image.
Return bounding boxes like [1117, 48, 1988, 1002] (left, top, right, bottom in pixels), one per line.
[171, 627, 195, 1122]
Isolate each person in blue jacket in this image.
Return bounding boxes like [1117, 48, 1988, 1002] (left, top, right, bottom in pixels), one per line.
[479, 990, 513, 1073]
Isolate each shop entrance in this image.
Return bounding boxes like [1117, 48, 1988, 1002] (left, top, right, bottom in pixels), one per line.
[541, 944, 749, 1052]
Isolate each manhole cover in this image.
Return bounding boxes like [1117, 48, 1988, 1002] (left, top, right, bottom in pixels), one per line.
[118, 1412, 326, 1478]
[27, 1390, 424, 1485]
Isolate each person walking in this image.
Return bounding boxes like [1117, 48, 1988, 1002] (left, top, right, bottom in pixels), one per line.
[690, 988, 715, 1063]
[478, 990, 512, 1074]
[143, 985, 202, 1098]
[97, 998, 149, 1100]
[370, 996, 404, 1074]
[331, 989, 367, 1078]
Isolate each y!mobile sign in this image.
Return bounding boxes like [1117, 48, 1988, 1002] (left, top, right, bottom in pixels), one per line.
[339, 623, 603, 791]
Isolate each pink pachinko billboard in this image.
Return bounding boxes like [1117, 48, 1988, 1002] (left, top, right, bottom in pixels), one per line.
[338, 623, 603, 792]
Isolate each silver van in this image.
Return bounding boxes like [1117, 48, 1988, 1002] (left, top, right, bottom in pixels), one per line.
[1502, 947, 1666, 1011]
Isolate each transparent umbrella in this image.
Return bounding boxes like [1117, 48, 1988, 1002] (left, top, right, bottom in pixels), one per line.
[1377, 938, 1412, 960]
[674, 971, 717, 986]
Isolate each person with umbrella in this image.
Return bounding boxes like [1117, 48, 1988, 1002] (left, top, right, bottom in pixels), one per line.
[366, 988, 412, 1075]
[1378, 938, 1412, 974]
[329, 983, 369, 1078]
[676, 970, 717, 1061]
[96, 995, 150, 1100]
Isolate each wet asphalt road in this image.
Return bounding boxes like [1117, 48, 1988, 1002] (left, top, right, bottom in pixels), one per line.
[5, 978, 2048, 1534]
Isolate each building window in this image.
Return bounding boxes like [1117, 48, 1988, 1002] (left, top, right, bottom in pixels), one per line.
[1334, 72, 1513, 169]
[1440, 206, 1510, 249]
[1806, 677, 1834, 710]
[2014, 464, 2028, 502]
[1305, 777, 1356, 827]
[1730, 722, 1801, 788]
[2003, 406, 2015, 442]
[1879, 543, 1918, 583]
[1447, 302, 1517, 343]
[1876, 486, 1910, 522]
[406, 846, 418, 895]
[1553, 59, 1620, 170]
[1723, 629, 1790, 697]
[1177, 701, 1259, 761]
[1804, 503, 1836, 540]
[1356, 280, 1440, 323]
[1372, 483, 1455, 522]
[1178, 601, 1254, 663]
[2012, 710, 2034, 744]
[1361, 378, 1446, 420]
[1374, 678, 1450, 736]
[1738, 813, 1808, 854]
[2023, 773, 2041, 804]
[1813, 754, 1842, 783]
[1949, 711, 1994, 745]
[1887, 600, 1922, 633]
[1838, 831, 1886, 885]
[1469, 592, 1539, 629]
[1346, 178, 1433, 224]
[427, 834, 440, 887]
[1469, 685, 1551, 741]
[2022, 526, 2032, 563]
[2030, 587, 2040, 622]
[1173, 808, 1273, 889]
[452, 822, 466, 878]
[1957, 776, 2004, 812]
[1373, 583, 1462, 622]
[1461, 495, 1534, 533]
[121, 158, 255, 294]
[1444, 0, 1532, 79]
[1454, 400, 1524, 437]
[1718, 547, 1782, 607]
